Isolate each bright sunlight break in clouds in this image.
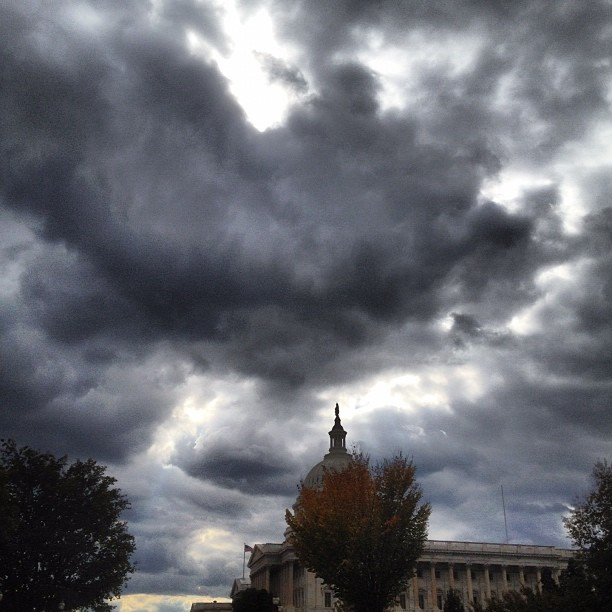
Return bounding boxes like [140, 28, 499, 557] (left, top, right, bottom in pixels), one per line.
[1, 0, 611, 610]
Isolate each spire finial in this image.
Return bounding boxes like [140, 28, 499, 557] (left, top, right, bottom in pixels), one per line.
[329, 403, 347, 453]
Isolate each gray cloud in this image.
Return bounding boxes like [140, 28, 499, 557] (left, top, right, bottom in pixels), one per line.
[255, 52, 308, 93]
[175, 429, 302, 496]
[1, 0, 611, 604]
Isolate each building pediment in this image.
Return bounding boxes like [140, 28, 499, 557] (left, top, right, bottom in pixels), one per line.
[247, 543, 283, 570]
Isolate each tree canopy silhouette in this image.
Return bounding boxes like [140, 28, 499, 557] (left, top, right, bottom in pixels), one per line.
[232, 587, 276, 612]
[563, 459, 612, 611]
[0, 440, 135, 611]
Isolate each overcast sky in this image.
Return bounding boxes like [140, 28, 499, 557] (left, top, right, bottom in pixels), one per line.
[1, 0, 611, 610]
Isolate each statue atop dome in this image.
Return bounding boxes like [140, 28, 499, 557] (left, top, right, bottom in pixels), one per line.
[329, 403, 347, 453]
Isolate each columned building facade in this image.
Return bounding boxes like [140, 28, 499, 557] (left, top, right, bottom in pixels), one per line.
[248, 407, 572, 612]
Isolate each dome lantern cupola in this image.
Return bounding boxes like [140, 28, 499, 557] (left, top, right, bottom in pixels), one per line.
[328, 403, 347, 453]
[302, 403, 351, 489]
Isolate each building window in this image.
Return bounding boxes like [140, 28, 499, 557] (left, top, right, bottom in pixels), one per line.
[399, 593, 407, 610]
[541, 567, 554, 586]
[437, 590, 443, 609]
[417, 567, 423, 578]
[418, 591, 426, 610]
[473, 590, 480, 605]
[435, 569, 441, 579]
[454, 570, 460, 580]
[324, 591, 332, 608]
[471, 570, 477, 580]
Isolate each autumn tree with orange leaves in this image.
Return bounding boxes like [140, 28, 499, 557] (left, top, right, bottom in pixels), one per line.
[286, 453, 430, 612]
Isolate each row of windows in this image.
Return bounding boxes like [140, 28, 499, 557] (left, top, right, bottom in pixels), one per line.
[416, 567, 538, 582]
[398, 588, 497, 610]
[320, 588, 475, 610]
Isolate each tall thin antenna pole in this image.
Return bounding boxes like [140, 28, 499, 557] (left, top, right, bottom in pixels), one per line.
[501, 485, 509, 544]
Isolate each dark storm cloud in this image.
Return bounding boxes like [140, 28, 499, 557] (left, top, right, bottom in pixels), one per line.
[2, 0, 552, 399]
[181, 448, 297, 495]
[174, 422, 302, 495]
[272, 0, 612, 161]
[1, 0, 611, 605]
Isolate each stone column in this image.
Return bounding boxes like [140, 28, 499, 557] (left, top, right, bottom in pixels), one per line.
[501, 565, 508, 593]
[413, 574, 420, 610]
[536, 568, 542, 594]
[484, 565, 491, 601]
[286, 563, 293, 607]
[280, 563, 287, 606]
[519, 566, 525, 588]
[466, 563, 473, 605]
[449, 563, 455, 590]
[307, 572, 317, 609]
[431, 563, 438, 610]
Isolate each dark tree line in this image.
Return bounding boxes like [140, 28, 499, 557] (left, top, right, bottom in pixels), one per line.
[232, 587, 277, 612]
[0, 440, 135, 611]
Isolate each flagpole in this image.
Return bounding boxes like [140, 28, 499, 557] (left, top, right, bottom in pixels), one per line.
[242, 544, 253, 580]
[501, 485, 509, 544]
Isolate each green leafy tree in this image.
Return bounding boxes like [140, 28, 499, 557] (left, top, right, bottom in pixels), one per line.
[0, 440, 135, 611]
[285, 453, 430, 612]
[563, 459, 612, 611]
[555, 558, 597, 612]
[232, 587, 275, 612]
[443, 588, 465, 612]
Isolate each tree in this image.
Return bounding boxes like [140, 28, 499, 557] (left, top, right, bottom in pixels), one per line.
[473, 590, 527, 612]
[474, 461, 611, 612]
[232, 587, 275, 612]
[473, 587, 564, 612]
[285, 453, 430, 612]
[563, 459, 612, 611]
[443, 588, 465, 612]
[555, 558, 597, 612]
[0, 440, 135, 611]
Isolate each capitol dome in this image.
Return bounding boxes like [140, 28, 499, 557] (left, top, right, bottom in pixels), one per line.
[302, 403, 352, 489]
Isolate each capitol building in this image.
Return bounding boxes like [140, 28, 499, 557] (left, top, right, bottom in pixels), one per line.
[247, 406, 573, 612]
